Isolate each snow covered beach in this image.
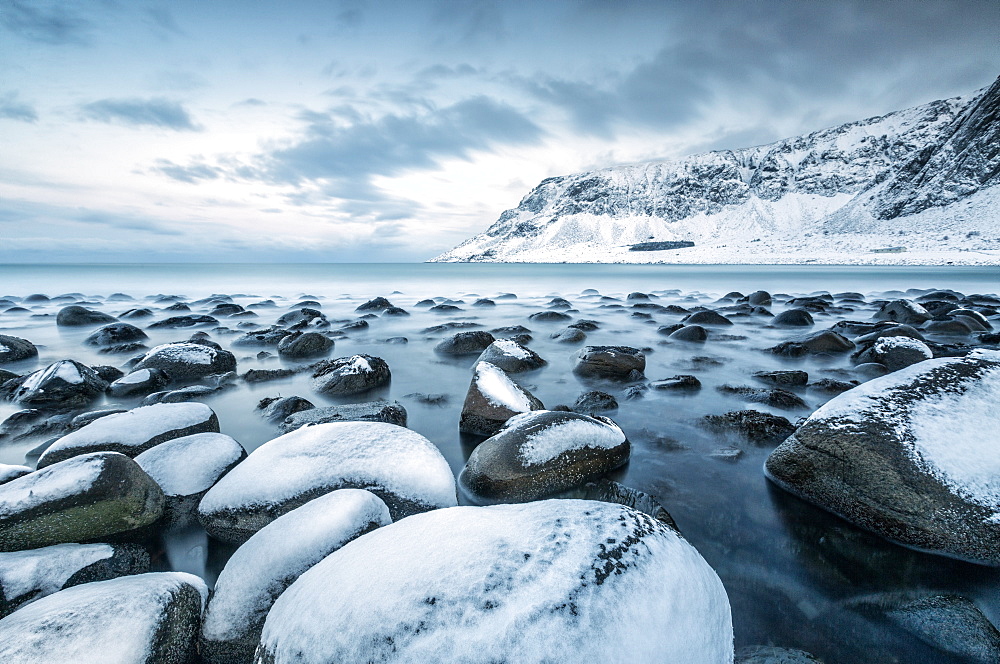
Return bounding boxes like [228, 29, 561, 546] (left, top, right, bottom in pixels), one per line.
[0, 265, 998, 662]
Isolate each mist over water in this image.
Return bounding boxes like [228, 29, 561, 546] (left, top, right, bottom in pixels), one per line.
[1, 263, 998, 663]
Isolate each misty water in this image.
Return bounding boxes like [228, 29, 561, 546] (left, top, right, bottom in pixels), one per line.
[1, 263, 998, 663]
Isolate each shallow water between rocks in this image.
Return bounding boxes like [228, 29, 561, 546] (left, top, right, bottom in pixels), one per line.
[1, 263, 998, 663]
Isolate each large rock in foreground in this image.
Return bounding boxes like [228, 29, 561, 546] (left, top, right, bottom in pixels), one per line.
[37, 402, 220, 468]
[459, 362, 544, 436]
[460, 410, 630, 503]
[765, 349, 1000, 565]
[198, 422, 456, 543]
[257, 500, 733, 664]
[201, 489, 391, 664]
[0, 452, 164, 551]
[133, 342, 237, 382]
[0, 572, 206, 664]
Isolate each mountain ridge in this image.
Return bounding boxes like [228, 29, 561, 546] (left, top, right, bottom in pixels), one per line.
[432, 76, 1000, 264]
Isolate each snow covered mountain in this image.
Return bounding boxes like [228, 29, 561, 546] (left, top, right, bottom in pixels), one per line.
[432, 76, 1000, 264]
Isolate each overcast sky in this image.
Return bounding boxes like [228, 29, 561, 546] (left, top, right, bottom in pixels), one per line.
[2, 0, 998, 262]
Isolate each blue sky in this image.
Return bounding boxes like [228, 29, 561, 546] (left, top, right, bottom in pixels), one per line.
[1, 0, 998, 262]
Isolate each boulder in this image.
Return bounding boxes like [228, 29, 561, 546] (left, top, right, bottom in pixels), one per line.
[200, 490, 391, 664]
[476, 339, 546, 373]
[257, 396, 314, 423]
[10, 360, 108, 409]
[854, 336, 933, 372]
[355, 297, 393, 312]
[276, 332, 334, 359]
[574, 346, 645, 379]
[0, 572, 206, 664]
[573, 390, 618, 412]
[651, 375, 702, 391]
[38, 402, 220, 468]
[752, 370, 809, 387]
[231, 326, 293, 347]
[735, 646, 824, 663]
[924, 319, 975, 336]
[434, 331, 496, 355]
[768, 330, 855, 357]
[198, 422, 456, 543]
[257, 500, 733, 664]
[716, 385, 809, 410]
[747, 291, 772, 306]
[460, 410, 630, 503]
[55, 305, 116, 327]
[0, 464, 30, 485]
[147, 314, 218, 328]
[669, 325, 708, 342]
[310, 354, 391, 396]
[279, 401, 408, 432]
[0, 335, 37, 364]
[84, 323, 148, 347]
[0, 452, 164, 551]
[106, 368, 171, 398]
[528, 310, 571, 322]
[0, 542, 149, 618]
[873, 299, 931, 325]
[765, 350, 1000, 565]
[133, 343, 237, 382]
[683, 310, 733, 326]
[459, 362, 544, 436]
[550, 327, 587, 343]
[772, 309, 814, 327]
[702, 410, 796, 446]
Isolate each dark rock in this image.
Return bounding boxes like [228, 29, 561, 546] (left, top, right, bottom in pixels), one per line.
[747, 291, 772, 306]
[430, 304, 462, 312]
[311, 354, 391, 396]
[528, 310, 571, 322]
[147, 315, 218, 329]
[873, 299, 932, 325]
[435, 331, 496, 355]
[808, 378, 858, 394]
[107, 368, 171, 398]
[855, 323, 925, 343]
[716, 385, 808, 410]
[56, 305, 117, 327]
[258, 396, 315, 422]
[279, 401, 407, 433]
[277, 308, 328, 329]
[133, 342, 237, 382]
[550, 327, 587, 343]
[476, 339, 546, 373]
[10, 361, 108, 409]
[356, 297, 394, 311]
[753, 370, 809, 387]
[574, 345, 645, 378]
[703, 409, 796, 446]
[768, 330, 855, 356]
[735, 646, 824, 663]
[772, 308, 814, 326]
[241, 368, 298, 383]
[383, 306, 409, 316]
[98, 342, 149, 355]
[472, 298, 496, 307]
[459, 362, 544, 436]
[277, 331, 334, 359]
[569, 319, 600, 331]
[657, 323, 685, 336]
[668, 325, 708, 342]
[854, 336, 933, 372]
[924, 318, 974, 335]
[0, 335, 37, 364]
[90, 365, 123, 384]
[232, 326, 293, 347]
[573, 390, 618, 412]
[650, 374, 702, 391]
[683, 310, 733, 326]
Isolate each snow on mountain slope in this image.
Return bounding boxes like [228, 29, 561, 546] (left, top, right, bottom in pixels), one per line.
[433, 76, 1000, 265]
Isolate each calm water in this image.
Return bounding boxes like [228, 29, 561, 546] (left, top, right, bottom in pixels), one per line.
[1, 262, 998, 663]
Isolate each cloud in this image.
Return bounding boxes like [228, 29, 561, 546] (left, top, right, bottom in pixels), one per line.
[150, 159, 222, 183]
[145, 7, 186, 39]
[0, 91, 37, 122]
[0, 0, 92, 45]
[80, 97, 200, 131]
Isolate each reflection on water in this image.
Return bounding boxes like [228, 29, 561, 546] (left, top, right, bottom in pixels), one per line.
[1, 263, 998, 662]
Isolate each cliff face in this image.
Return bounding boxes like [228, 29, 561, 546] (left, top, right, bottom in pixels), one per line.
[433, 76, 1000, 264]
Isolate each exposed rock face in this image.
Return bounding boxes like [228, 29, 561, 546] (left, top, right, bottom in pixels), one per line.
[0, 335, 37, 364]
[765, 350, 1000, 565]
[432, 76, 1000, 263]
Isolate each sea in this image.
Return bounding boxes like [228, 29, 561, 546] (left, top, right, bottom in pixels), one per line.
[1, 262, 998, 663]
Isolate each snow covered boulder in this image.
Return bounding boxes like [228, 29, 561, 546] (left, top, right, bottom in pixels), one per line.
[0, 542, 149, 618]
[0, 334, 37, 364]
[198, 422, 456, 543]
[765, 350, 1000, 565]
[201, 490, 391, 664]
[0, 452, 164, 551]
[574, 345, 645, 378]
[873, 299, 932, 326]
[55, 305, 117, 327]
[84, 322, 148, 347]
[9, 360, 108, 409]
[460, 362, 544, 436]
[106, 367, 171, 398]
[135, 433, 245, 527]
[278, 401, 407, 433]
[0, 572, 206, 664]
[854, 336, 933, 372]
[476, 338, 546, 373]
[37, 402, 220, 468]
[133, 342, 237, 382]
[256, 500, 733, 664]
[310, 354, 390, 396]
[434, 330, 496, 355]
[460, 410, 630, 503]
[0, 464, 30, 486]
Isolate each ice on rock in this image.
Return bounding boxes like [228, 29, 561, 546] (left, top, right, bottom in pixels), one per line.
[201, 489, 391, 663]
[135, 433, 245, 497]
[199, 422, 456, 542]
[38, 402, 220, 468]
[0, 572, 207, 664]
[256, 500, 733, 664]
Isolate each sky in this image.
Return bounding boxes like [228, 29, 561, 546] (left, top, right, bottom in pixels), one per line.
[1, 0, 998, 263]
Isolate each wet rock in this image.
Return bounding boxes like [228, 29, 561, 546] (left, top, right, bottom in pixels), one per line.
[873, 299, 932, 325]
[854, 336, 933, 372]
[854, 362, 890, 379]
[570, 319, 600, 331]
[808, 378, 858, 394]
[10, 360, 108, 410]
[768, 330, 855, 357]
[765, 350, 1000, 565]
[199, 422, 456, 542]
[550, 327, 587, 343]
[0, 452, 164, 550]
[669, 325, 708, 342]
[657, 323, 685, 336]
[651, 374, 702, 391]
[747, 291, 772, 306]
[0, 542, 150, 618]
[277, 308, 328, 330]
[430, 303, 462, 312]
[772, 308, 815, 327]
[355, 297, 394, 312]
[133, 342, 237, 382]
[56, 305, 116, 327]
[231, 326, 293, 347]
[574, 345, 645, 379]
[311, 354, 391, 396]
[0, 572, 206, 664]
[434, 330, 496, 355]
[753, 370, 809, 387]
[702, 410, 796, 446]
[279, 400, 408, 432]
[460, 362, 544, 436]
[554, 478, 677, 529]
[241, 368, 298, 383]
[735, 646, 824, 663]
[716, 385, 809, 410]
[855, 323, 925, 343]
[460, 410, 629, 503]
[107, 367, 171, 398]
[276, 331, 334, 359]
[476, 339, 546, 373]
[258, 396, 315, 423]
[684, 310, 733, 326]
[147, 314, 219, 328]
[472, 298, 496, 307]
[573, 390, 618, 412]
[0, 335, 37, 364]
[924, 318, 975, 336]
[528, 310, 571, 322]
